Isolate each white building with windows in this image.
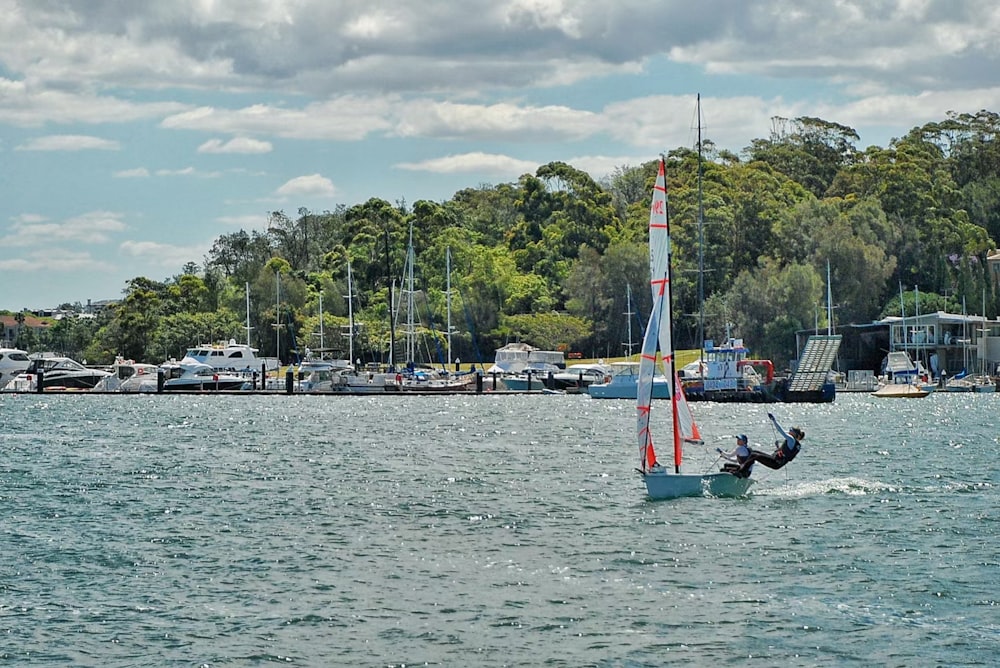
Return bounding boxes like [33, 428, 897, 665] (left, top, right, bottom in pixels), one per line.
[878, 311, 999, 378]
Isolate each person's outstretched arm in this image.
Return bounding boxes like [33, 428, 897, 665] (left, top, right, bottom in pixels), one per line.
[768, 412, 790, 441]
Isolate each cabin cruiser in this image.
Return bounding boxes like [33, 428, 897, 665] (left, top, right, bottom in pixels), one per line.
[180, 339, 279, 373]
[398, 366, 479, 392]
[486, 344, 565, 390]
[92, 358, 161, 392]
[3, 353, 111, 391]
[0, 347, 31, 388]
[294, 356, 354, 391]
[160, 359, 250, 391]
[552, 362, 612, 391]
[588, 361, 669, 399]
[302, 366, 402, 393]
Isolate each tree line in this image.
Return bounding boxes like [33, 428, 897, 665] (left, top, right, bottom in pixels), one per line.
[10, 110, 1000, 369]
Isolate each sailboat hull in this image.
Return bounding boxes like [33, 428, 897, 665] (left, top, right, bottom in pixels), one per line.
[642, 470, 754, 499]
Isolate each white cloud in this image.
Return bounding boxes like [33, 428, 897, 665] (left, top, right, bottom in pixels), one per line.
[0, 77, 188, 127]
[0, 211, 128, 248]
[0, 248, 111, 273]
[16, 135, 120, 151]
[162, 97, 395, 141]
[115, 167, 151, 178]
[154, 167, 223, 178]
[396, 101, 602, 142]
[198, 137, 273, 154]
[397, 152, 539, 177]
[276, 174, 337, 197]
[119, 240, 211, 268]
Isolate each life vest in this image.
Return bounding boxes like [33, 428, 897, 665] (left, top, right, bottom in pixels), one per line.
[776, 439, 800, 462]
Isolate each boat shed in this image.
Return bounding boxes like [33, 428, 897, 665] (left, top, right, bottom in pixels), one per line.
[798, 310, 1000, 380]
[877, 310, 997, 379]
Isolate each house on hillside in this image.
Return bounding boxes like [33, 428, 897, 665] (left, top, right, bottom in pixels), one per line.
[1, 313, 51, 347]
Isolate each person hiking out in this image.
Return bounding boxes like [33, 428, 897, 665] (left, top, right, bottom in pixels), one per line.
[740, 413, 803, 472]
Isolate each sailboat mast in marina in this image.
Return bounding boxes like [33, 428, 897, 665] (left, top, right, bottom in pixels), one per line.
[623, 284, 637, 358]
[344, 260, 355, 366]
[636, 156, 753, 499]
[244, 282, 253, 346]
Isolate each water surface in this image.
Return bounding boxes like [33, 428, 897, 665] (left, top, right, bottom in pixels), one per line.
[1, 392, 997, 666]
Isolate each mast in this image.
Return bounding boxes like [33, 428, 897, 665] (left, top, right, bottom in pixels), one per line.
[981, 288, 987, 377]
[274, 271, 281, 363]
[915, 284, 921, 368]
[446, 247, 453, 367]
[405, 222, 417, 365]
[318, 292, 324, 351]
[345, 261, 355, 367]
[696, 93, 706, 379]
[898, 281, 905, 355]
[244, 282, 252, 345]
[665, 153, 682, 474]
[624, 284, 636, 358]
[826, 260, 833, 336]
[383, 226, 395, 371]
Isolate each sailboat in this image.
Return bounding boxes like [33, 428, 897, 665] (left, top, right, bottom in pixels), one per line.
[637, 157, 754, 499]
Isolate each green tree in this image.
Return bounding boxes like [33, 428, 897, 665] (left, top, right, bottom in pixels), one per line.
[500, 312, 590, 352]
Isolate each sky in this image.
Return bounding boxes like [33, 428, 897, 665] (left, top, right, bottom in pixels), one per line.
[2, 0, 1000, 311]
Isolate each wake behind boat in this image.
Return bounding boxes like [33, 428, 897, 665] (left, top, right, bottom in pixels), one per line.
[635, 156, 753, 500]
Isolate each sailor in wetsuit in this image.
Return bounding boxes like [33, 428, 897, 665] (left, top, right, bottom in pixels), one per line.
[717, 434, 754, 478]
[740, 413, 803, 473]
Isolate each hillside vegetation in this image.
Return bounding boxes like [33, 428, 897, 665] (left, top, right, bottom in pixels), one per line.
[10, 111, 1000, 367]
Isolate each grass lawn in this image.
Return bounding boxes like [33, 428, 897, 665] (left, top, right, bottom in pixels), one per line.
[569, 349, 701, 368]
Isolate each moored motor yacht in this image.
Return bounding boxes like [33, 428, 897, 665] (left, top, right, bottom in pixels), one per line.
[92, 358, 161, 392]
[0, 347, 31, 388]
[304, 366, 401, 393]
[180, 339, 279, 373]
[294, 355, 354, 391]
[160, 359, 250, 391]
[588, 361, 669, 399]
[2, 353, 111, 391]
[552, 362, 612, 391]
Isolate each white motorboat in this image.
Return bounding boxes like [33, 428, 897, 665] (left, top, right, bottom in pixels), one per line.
[294, 356, 354, 392]
[160, 359, 250, 391]
[552, 362, 612, 391]
[92, 358, 161, 392]
[588, 361, 669, 399]
[398, 367, 478, 392]
[0, 347, 31, 388]
[179, 339, 279, 373]
[3, 353, 111, 391]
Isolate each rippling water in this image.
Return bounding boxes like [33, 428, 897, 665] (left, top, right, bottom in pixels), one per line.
[1, 392, 998, 666]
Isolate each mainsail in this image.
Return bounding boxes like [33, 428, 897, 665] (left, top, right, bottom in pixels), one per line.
[637, 157, 703, 475]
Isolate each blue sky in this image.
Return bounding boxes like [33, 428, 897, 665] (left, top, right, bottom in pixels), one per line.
[2, 0, 1000, 311]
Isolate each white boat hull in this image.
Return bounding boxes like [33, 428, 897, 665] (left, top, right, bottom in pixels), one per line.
[642, 469, 754, 499]
[871, 383, 929, 398]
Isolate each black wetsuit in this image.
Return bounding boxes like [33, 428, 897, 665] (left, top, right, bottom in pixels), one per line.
[742, 439, 800, 471]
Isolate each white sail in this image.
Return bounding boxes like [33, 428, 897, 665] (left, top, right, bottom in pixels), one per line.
[674, 372, 703, 446]
[636, 291, 663, 471]
[647, 159, 673, 376]
[637, 158, 671, 472]
[636, 153, 750, 499]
